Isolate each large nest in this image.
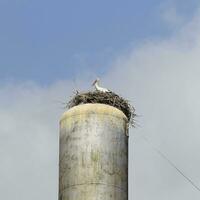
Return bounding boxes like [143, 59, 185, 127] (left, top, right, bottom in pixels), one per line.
[67, 91, 136, 127]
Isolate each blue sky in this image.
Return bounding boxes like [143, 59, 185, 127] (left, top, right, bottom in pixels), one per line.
[0, 0, 199, 85]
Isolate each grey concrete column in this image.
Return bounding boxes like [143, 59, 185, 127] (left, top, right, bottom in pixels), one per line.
[59, 103, 128, 200]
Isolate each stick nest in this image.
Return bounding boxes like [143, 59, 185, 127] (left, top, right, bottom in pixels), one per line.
[67, 91, 136, 127]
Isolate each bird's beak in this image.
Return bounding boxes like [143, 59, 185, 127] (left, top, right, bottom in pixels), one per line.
[92, 80, 96, 86]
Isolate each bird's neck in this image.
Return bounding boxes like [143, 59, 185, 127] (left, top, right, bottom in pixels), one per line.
[95, 82, 101, 90]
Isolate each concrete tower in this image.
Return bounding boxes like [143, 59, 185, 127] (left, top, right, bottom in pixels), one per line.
[59, 103, 128, 200]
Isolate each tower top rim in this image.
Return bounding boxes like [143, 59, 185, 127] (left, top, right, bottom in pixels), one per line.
[60, 103, 128, 122]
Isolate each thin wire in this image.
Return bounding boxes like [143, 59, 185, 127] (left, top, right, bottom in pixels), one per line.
[142, 135, 200, 192]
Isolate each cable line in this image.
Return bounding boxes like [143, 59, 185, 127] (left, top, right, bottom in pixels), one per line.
[141, 136, 200, 192]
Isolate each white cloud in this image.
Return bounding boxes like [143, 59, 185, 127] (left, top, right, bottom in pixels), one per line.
[1, 8, 200, 200]
[0, 81, 74, 200]
[103, 9, 200, 200]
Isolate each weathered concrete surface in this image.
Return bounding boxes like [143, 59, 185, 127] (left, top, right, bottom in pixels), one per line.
[59, 103, 128, 200]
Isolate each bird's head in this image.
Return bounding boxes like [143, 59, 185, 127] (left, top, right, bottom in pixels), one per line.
[92, 78, 100, 86]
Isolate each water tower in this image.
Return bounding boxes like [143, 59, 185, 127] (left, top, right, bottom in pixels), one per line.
[59, 91, 134, 200]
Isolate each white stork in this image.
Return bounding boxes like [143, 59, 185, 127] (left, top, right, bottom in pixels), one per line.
[92, 78, 110, 93]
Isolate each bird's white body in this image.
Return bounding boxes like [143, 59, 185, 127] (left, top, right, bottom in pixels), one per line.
[94, 82, 109, 92]
[92, 78, 109, 93]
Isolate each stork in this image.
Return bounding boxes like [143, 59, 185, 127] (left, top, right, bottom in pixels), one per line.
[92, 78, 110, 93]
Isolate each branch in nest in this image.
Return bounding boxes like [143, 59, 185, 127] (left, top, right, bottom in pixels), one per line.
[67, 91, 136, 127]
